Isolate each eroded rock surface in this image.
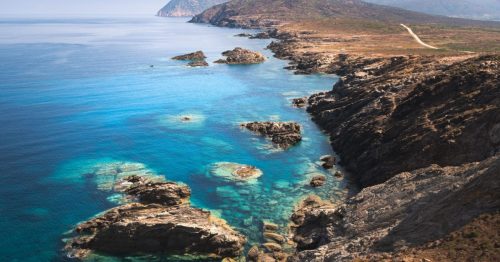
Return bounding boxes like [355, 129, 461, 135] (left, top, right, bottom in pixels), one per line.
[66, 174, 246, 259]
[308, 55, 500, 187]
[215, 48, 266, 64]
[289, 155, 500, 261]
[241, 121, 302, 149]
[67, 203, 246, 259]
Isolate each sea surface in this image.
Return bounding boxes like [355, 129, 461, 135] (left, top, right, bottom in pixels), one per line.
[0, 16, 345, 261]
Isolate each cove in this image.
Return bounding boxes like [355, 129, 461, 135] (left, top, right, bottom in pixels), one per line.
[0, 16, 348, 261]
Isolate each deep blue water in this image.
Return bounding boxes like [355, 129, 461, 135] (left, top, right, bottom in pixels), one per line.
[0, 16, 346, 261]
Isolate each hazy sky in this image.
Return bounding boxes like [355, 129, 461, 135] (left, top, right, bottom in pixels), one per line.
[0, 0, 167, 16]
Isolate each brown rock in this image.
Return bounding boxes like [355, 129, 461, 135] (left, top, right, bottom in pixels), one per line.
[241, 121, 302, 149]
[291, 97, 307, 108]
[172, 51, 206, 61]
[215, 47, 266, 64]
[125, 181, 191, 206]
[320, 155, 336, 169]
[66, 203, 246, 259]
[188, 60, 209, 67]
[309, 175, 326, 187]
[263, 232, 286, 244]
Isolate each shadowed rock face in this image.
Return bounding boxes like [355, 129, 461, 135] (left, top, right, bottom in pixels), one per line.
[308, 55, 500, 187]
[289, 155, 500, 261]
[69, 203, 246, 258]
[125, 181, 191, 206]
[215, 48, 266, 64]
[241, 121, 302, 149]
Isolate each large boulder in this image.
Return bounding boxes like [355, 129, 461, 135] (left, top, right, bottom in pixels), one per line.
[241, 121, 302, 149]
[215, 48, 266, 64]
[66, 203, 246, 259]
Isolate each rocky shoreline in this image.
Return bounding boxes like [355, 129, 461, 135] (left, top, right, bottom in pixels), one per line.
[191, 7, 500, 261]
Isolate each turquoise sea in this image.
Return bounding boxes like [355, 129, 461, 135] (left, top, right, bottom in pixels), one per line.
[0, 16, 347, 261]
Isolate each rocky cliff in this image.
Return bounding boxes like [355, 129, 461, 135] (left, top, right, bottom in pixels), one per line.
[157, 0, 228, 17]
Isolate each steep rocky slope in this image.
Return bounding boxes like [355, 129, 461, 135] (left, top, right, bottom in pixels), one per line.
[365, 0, 500, 21]
[308, 55, 500, 187]
[289, 154, 500, 261]
[157, 0, 227, 17]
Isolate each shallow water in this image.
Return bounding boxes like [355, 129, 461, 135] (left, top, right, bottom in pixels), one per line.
[0, 16, 346, 261]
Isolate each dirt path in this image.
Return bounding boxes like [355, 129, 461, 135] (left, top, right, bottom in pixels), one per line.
[401, 24, 439, 50]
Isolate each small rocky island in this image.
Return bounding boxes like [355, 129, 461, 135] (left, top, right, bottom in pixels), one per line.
[241, 121, 302, 149]
[215, 47, 266, 64]
[172, 51, 209, 67]
[65, 175, 246, 259]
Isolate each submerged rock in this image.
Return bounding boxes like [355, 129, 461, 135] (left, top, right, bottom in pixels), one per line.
[241, 121, 302, 149]
[215, 47, 266, 64]
[66, 203, 246, 259]
[210, 162, 263, 182]
[172, 51, 207, 61]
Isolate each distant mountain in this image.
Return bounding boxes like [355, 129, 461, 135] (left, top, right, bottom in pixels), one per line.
[157, 0, 228, 17]
[364, 0, 500, 20]
[191, 0, 495, 28]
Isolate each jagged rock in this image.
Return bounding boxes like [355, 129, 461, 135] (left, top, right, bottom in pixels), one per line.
[188, 60, 209, 67]
[172, 51, 207, 61]
[291, 97, 307, 108]
[125, 181, 191, 206]
[241, 121, 302, 149]
[289, 155, 500, 260]
[66, 203, 246, 259]
[215, 48, 266, 64]
[308, 55, 500, 187]
[334, 171, 343, 178]
[309, 175, 326, 187]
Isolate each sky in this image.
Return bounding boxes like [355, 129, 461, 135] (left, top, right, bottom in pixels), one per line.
[0, 0, 168, 16]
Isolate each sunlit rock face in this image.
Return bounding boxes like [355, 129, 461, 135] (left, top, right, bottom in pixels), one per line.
[157, 0, 228, 17]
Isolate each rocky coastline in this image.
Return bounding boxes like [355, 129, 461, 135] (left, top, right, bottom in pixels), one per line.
[191, 5, 500, 261]
[65, 174, 246, 260]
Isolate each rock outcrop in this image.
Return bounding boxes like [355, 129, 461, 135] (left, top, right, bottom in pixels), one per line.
[289, 155, 500, 261]
[66, 175, 246, 259]
[172, 51, 207, 61]
[67, 203, 246, 259]
[172, 51, 209, 67]
[157, 0, 228, 17]
[241, 121, 302, 149]
[215, 48, 266, 64]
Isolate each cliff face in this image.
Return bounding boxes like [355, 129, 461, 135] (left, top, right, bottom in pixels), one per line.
[308, 55, 500, 187]
[157, 0, 228, 17]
